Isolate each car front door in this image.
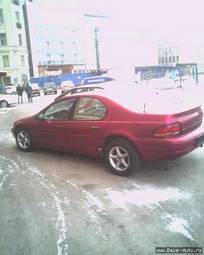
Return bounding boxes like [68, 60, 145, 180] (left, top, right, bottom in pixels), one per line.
[59, 96, 111, 156]
[33, 98, 76, 150]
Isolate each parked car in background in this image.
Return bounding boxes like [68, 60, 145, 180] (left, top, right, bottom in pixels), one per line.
[60, 80, 74, 95]
[43, 82, 57, 95]
[12, 86, 204, 176]
[31, 83, 40, 96]
[80, 76, 114, 85]
[5, 84, 17, 95]
[0, 94, 17, 107]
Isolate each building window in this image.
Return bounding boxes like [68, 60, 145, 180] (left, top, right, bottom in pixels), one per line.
[12, 0, 20, 5]
[0, 33, 7, 46]
[47, 53, 51, 61]
[15, 11, 22, 29]
[176, 56, 179, 62]
[18, 34, 22, 46]
[60, 54, 64, 64]
[0, 9, 4, 24]
[2, 55, 9, 68]
[46, 41, 50, 47]
[59, 41, 63, 48]
[15, 11, 20, 22]
[20, 55, 25, 67]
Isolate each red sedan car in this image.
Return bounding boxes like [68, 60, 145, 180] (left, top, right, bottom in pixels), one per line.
[12, 88, 204, 176]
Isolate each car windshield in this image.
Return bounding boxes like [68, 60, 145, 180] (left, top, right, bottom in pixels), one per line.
[44, 83, 55, 88]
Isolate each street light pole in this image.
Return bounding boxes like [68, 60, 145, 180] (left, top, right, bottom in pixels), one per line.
[84, 14, 109, 72]
[94, 27, 100, 71]
[22, 0, 34, 77]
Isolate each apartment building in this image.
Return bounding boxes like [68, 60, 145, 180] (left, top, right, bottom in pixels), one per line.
[0, 0, 29, 85]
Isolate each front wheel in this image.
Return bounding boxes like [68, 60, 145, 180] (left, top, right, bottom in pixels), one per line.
[16, 128, 33, 152]
[104, 138, 141, 176]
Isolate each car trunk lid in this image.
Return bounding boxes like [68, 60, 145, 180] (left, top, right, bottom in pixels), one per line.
[173, 106, 203, 134]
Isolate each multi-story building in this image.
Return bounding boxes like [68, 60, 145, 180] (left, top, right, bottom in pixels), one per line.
[0, 0, 29, 85]
[158, 43, 180, 66]
[25, 0, 86, 77]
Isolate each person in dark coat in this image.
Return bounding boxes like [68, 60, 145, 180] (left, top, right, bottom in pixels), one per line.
[16, 84, 24, 104]
[25, 83, 33, 103]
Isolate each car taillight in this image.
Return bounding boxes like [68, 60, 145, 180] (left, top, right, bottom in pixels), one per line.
[153, 122, 181, 138]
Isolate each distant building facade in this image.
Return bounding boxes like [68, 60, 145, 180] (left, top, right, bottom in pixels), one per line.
[158, 43, 179, 66]
[25, 1, 86, 77]
[0, 0, 29, 85]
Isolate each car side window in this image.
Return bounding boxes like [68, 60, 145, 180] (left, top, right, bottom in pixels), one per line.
[73, 97, 106, 120]
[44, 99, 75, 120]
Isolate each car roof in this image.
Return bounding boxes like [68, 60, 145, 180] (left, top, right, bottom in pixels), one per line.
[58, 80, 201, 115]
[59, 81, 147, 112]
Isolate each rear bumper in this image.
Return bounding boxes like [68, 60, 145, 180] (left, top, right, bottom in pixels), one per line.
[44, 90, 57, 94]
[133, 125, 204, 161]
[33, 91, 40, 96]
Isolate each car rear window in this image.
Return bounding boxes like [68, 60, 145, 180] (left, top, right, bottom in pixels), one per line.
[73, 97, 106, 120]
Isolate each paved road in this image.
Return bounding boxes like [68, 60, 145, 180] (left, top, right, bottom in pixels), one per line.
[0, 93, 204, 255]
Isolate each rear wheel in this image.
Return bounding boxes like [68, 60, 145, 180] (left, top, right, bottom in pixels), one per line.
[16, 128, 33, 152]
[0, 100, 8, 108]
[104, 138, 141, 176]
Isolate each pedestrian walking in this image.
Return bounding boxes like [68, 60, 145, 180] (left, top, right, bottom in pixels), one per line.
[16, 84, 24, 104]
[25, 83, 33, 103]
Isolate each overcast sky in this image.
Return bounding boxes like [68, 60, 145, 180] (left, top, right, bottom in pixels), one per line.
[30, 0, 204, 68]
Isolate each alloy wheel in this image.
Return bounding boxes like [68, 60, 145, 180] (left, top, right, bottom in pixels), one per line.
[109, 146, 130, 171]
[17, 130, 31, 150]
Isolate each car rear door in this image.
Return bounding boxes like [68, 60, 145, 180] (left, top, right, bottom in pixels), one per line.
[59, 96, 111, 155]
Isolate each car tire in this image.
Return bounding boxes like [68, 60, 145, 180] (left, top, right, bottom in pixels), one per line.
[0, 100, 9, 108]
[16, 128, 33, 152]
[104, 138, 141, 176]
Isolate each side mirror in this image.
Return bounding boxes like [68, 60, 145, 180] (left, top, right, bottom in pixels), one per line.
[37, 112, 45, 120]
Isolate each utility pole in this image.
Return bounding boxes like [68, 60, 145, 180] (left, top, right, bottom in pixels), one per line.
[94, 27, 100, 71]
[84, 14, 109, 72]
[22, 0, 34, 77]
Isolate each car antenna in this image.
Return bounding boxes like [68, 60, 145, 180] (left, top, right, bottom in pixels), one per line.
[144, 103, 146, 113]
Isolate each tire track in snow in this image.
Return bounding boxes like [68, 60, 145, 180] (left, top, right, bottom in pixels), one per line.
[53, 176, 106, 239]
[1, 153, 69, 255]
[16, 155, 69, 255]
[0, 155, 15, 191]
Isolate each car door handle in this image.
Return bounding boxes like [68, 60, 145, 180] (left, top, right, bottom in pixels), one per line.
[90, 126, 100, 130]
[56, 125, 64, 129]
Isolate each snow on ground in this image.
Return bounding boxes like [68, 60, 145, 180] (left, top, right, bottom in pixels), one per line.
[17, 156, 69, 255]
[105, 184, 191, 210]
[164, 216, 195, 242]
